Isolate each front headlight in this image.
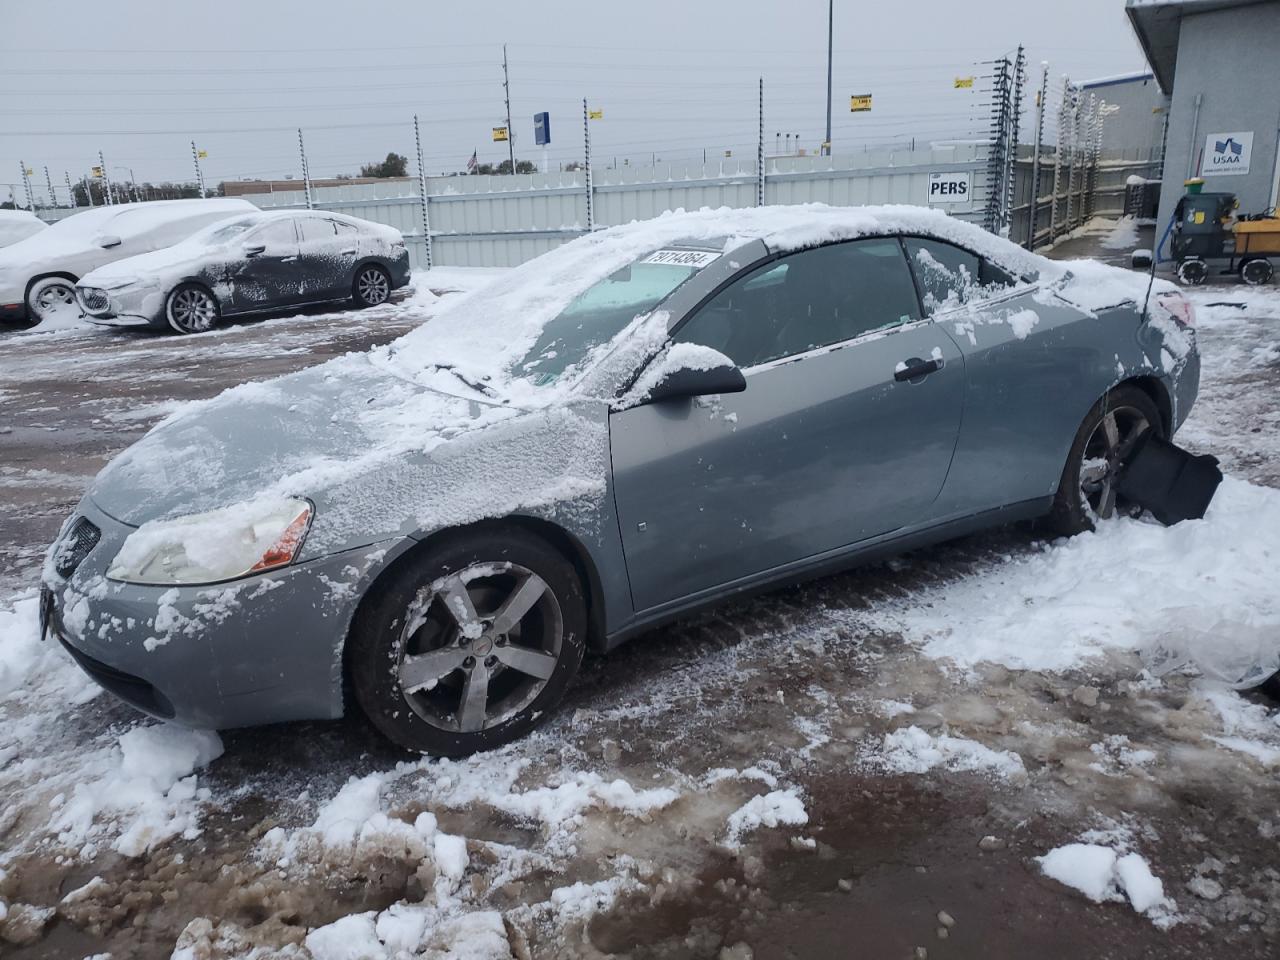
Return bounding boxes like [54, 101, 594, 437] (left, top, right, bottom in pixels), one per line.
[107, 497, 313, 585]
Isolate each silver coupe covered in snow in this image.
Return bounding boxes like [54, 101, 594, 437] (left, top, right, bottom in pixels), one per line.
[76, 209, 411, 334]
[42, 204, 1200, 756]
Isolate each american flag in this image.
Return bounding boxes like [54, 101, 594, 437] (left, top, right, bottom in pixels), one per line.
[466, 150, 478, 173]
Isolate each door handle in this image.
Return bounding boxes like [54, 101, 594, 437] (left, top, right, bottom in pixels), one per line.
[281, 255, 299, 262]
[894, 357, 943, 382]
[340, 248, 357, 256]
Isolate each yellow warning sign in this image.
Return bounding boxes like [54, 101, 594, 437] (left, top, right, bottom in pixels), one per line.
[849, 94, 873, 112]
[492, 127, 509, 142]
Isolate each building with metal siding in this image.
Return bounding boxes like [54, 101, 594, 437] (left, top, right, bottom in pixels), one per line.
[1079, 71, 1170, 159]
[1127, 0, 1280, 245]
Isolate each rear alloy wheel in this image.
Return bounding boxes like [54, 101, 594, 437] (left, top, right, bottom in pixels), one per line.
[1241, 258, 1274, 286]
[1049, 386, 1163, 536]
[348, 529, 586, 756]
[1177, 258, 1208, 286]
[354, 265, 391, 308]
[166, 284, 220, 334]
[26, 277, 78, 324]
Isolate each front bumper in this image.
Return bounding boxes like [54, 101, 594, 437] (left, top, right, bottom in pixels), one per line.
[44, 496, 409, 730]
[76, 283, 166, 328]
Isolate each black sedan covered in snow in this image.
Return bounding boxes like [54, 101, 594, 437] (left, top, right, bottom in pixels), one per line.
[75, 209, 411, 334]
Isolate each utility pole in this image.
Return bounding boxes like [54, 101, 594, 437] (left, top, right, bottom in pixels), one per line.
[582, 97, 594, 230]
[502, 44, 516, 174]
[757, 77, 766, 206]
[298, 128, 313, 210]
[192, 141, 207, 199]
[43, 166, 55, 208]
[413, 114, 433, 269]
[64, 171, 77, 208]
[823, 0, 833, 156]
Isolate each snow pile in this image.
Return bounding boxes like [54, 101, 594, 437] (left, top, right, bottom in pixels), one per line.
[723, 789, 808, 849]
[1197, 684, 1280, 766]
[1100, 217, 1141, 250]
[47, 724, 223, 857]
[304, 908, 511, 960]
[1037, 842, 1176, 925]
[0, 594, 54, 698]
[879, 726, 1026, 781]
[869, 477, 1280, 680]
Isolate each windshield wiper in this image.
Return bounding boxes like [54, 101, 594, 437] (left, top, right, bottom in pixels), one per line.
[426, 363, 499, 399]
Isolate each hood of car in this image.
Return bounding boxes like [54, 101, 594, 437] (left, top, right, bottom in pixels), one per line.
[88, 354, 523, 530]
[80, 241, 211, 288]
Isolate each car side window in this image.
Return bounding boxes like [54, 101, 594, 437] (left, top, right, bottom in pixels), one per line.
[333, 220, 359, 236]
[904, 237, 1019, 314]
[251, 220, 296, 251]
[298, 218, 337, 242]
[674, 238, 921, 369]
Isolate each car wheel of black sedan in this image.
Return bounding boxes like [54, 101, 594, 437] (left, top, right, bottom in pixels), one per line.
[347, 528, 587, 756]
[1048, 385, 1163, 536]
[353, 265, 391, 308]
[26, 276, 78, 324]
[166, 283, 221, 335]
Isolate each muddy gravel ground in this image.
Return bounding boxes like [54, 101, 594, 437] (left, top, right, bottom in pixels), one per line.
[1, 272, 1278, 960]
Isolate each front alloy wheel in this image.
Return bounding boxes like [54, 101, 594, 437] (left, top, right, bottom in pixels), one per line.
[354, 266, 390, 307]
[27, 278, 78, 323]
[166, 284, 219, 334]
[348, 528, 586, 756]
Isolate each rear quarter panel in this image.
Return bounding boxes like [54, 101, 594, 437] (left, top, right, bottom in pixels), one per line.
[934, 284, 1164, 518]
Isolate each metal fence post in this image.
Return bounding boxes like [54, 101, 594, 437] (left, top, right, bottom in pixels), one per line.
[98, 150, 115, 205]
[19, 162, 35, 211]
[64, 170, 77, 208]
[413, 114, 433, 270]
[757, 77, 765, 206]
[298, 128, 313, 211]
[1025, 62, 1049, 249]
[1063, 87, 1079, 234]
[192, 141, 207, 199]
[582, 98, 594, 230]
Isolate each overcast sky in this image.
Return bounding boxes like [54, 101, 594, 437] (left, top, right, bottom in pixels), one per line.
[0, 0, 1149, 202]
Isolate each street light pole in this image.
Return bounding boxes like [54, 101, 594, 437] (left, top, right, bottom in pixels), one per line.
[824, 0, 833, 156]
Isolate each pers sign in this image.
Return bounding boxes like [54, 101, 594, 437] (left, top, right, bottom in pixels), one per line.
[1203, 131, 1253, 177]
[928, 171, 971, 205]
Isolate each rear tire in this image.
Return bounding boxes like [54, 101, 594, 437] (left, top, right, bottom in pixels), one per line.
[353, 264, 391, 308]
[1241, 258, 1274, 286]
[347, 528, 587, 757]
[1047, 386, 1164, 536]
[166, 283, 220, 335]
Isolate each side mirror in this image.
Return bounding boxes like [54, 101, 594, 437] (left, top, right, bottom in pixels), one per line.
[95, 234, 122, 249]
[242, 242, 266, 258]
[635, 345, 746, 406]
[1131, 249, 1153, 270]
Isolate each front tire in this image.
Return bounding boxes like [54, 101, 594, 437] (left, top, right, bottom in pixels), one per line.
[353, 264, 391, 308]
[26, 276, 78, 325]
[1048, 386, 1164, 536]
[166, 283, 220, 335]
[1177, 258, 1208, 286]
[347, 528, 587, 756]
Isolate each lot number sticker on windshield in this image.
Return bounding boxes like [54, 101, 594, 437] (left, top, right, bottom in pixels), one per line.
[642, 250, 721, 268]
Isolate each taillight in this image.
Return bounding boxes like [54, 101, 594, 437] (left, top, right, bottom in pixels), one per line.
[1156, 291, 1195, 328]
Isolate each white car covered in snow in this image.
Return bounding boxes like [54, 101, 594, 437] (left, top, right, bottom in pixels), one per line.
[76, 209, 412, 334]
[0, 197, 254, 327]
[0, 209, 47, 249]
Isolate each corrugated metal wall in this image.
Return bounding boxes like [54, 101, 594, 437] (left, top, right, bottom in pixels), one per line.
[246, 145, 994, 269]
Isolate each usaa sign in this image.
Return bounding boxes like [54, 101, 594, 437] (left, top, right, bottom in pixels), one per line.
[1203, 131, 1253, 177]
[928, 171, 972, 205]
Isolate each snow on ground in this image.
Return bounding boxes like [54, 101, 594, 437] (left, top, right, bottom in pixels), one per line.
[1100, 216, 1141, 250]
[1, 269, 1279, 956]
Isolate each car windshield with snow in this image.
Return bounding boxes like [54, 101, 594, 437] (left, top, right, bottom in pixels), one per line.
[41, 204, 1201, 757]
[75, 209, 411, 334]
[0, 198, 256, 329]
